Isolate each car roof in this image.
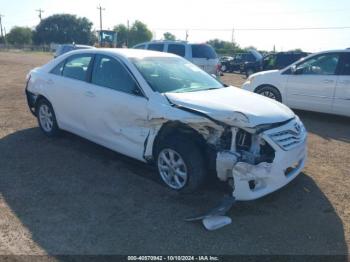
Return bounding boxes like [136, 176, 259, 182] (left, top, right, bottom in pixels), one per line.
[65, 48, 179, 59]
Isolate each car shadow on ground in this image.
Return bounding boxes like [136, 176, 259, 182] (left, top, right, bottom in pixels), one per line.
[295, 110, 350, 143]
[0, 127, 348, 258]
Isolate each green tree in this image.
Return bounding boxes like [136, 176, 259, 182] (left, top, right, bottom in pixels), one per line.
[33, 14, 95, 45]
[6, 27, 33, 45]
[163, 32, 176, 41]
[207, 39, 242, 55]
[128, 20, 152, 47]
[113, 24, 128, 47]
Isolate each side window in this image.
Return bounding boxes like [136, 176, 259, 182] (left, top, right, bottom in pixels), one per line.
[134, 44, 146, 49]
[50, 60, 65, 76]
[339, 53, 350, 75]
[148, 44, 164, 52]
[296, 53, 339, 75]
[91, 55, 141, 95]
[191, 44, 217, 59]
[62, 55, 93, 81]
[168, 44, 185, 57]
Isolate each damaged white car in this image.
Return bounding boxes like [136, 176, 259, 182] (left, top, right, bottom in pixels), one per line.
[25, 49, 307, 200]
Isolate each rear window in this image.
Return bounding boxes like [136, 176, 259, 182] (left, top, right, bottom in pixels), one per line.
[168, 44, 185, 57]
[191, 44, 217, 59]
[148, 44, 164, 52]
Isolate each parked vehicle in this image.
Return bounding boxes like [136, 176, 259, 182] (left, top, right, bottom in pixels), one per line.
[242, 49, 350, 117]
[221, 50, 262, 73]
[242, 52, 309, 77]
[54, 44, 95, 58]
[133, 41, 220, 76]
[26, 49, 307, 200]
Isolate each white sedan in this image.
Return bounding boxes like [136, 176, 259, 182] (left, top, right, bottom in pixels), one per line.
[25, 48, 307, 200]
[242, 49, 350, 117]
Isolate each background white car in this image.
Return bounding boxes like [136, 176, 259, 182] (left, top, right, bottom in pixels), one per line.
[242, 49, 350, 117]
[133, 41, 220, 76]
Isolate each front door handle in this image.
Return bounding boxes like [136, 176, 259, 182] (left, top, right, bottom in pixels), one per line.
[339, 80, 350, 85]
[46, 79, 54, 85]
[85, 91, 95, 97]
[323, 79, 334, 84]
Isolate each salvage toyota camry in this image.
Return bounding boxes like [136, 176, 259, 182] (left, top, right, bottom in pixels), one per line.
[25, 49, 307, 200]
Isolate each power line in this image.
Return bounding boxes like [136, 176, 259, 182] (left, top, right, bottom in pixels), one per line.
[36, 9, 44, 22]
[154, 26, 350, 32]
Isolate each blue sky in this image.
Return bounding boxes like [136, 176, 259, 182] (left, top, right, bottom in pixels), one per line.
[0, 0, 349, 51]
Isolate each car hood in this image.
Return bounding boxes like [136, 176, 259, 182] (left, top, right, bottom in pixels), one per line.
[165, 86, 295, 127]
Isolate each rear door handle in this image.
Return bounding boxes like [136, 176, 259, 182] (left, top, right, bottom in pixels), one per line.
[85, 91, 95, 97]
[46, 79, 54, 85]
[339, 80, 350, 85]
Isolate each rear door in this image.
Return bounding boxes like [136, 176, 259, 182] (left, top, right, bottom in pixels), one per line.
[333, 52, 350, 116]
[82, 54, 150, 160]
[190, 44, 218, 74]
[285, 52, 340, 113]
[48, 53, 94, 133]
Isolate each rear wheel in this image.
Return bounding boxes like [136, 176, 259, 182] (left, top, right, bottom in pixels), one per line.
[36, 99, 60, 137]
[256, 86, 282, 102]
[156, 136, 206, 193]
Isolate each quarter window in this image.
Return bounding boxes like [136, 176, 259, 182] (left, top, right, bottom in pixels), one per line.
[91, 55, 140, 95]
[62, 55, 93, 81]
[50, 61, 65, 76]
[168, 44, 185, 57]
[191, 44, 217, 59]
[296, 53, 339, 75]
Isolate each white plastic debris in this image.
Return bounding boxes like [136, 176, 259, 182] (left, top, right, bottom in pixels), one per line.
[202, 216, 232, 231]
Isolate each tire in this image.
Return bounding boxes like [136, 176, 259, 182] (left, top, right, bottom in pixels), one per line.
[36, 98, 60, 137]
[256, 86, 282, 102]
[156, 136, 206, 193]
[246, 68, 255, 77]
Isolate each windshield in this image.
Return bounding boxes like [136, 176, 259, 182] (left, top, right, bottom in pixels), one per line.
[131, 57, 224, 93]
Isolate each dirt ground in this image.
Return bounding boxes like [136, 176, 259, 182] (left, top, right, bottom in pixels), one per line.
[0, 51, 349, 257]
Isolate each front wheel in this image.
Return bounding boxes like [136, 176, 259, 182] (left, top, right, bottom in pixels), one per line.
[36, 99, 60, 137]
[256, 86, 282, 102]
[156, 137, 206, 193]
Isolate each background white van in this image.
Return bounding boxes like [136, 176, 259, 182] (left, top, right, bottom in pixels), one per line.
[133, 41, 220, 75]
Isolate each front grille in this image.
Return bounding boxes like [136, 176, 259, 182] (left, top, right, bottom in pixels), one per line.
[268, 120, 306, 151]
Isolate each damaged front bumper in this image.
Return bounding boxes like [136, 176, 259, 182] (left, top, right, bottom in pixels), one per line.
[216, 119, 307, 201]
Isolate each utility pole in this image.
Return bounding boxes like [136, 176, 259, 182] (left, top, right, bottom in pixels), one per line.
[0, 14, 4, 39]
[185, 30, 189, 41]
[97, 5, 105, 32]
[231, 26, 235, 44]
[126, 19, 129, 47]
[36, 9, 44, 21]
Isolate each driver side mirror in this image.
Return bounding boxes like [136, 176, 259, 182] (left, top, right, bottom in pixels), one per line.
[290, 65, 303, 75]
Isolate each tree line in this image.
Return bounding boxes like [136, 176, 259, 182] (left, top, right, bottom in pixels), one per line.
[0, 13, 287, 54]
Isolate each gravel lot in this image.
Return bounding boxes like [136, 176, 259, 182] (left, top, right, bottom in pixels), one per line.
[0, 52, 349, 256]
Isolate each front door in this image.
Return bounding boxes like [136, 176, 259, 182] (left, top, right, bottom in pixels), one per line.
[333, 53, 350, 117]
[83, 54, 150, 161]
[285, 53, 340, 113]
